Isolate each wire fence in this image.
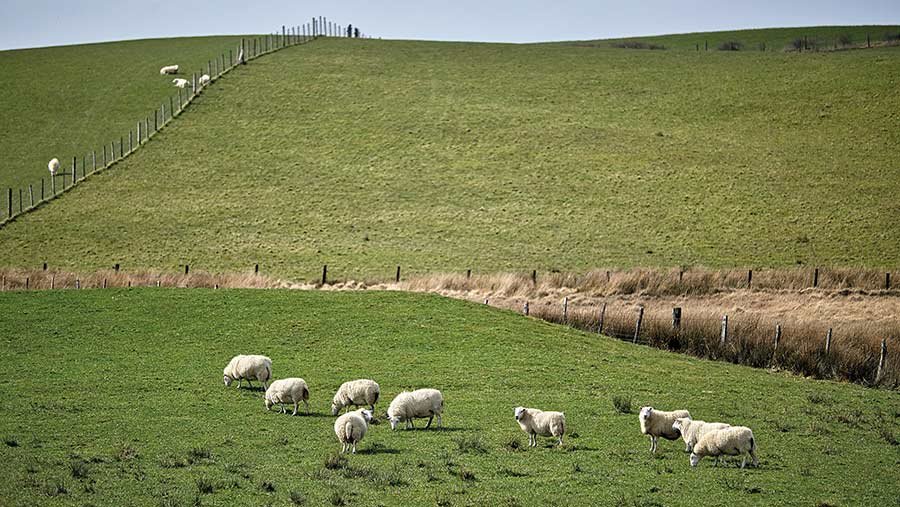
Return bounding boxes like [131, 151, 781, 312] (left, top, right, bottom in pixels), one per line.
[1, 16, 371, 229]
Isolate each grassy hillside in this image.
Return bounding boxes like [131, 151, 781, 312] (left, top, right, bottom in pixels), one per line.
[1, 38, 899, 277]
[583, 25, 900, 50]
[0, 289, 897, 505]
[0, 36, 246, 191]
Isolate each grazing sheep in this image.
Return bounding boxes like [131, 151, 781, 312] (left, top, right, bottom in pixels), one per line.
[265, 378, 309, 415]
[223, 354, 271, 390]
[387, 389, 443, 430]
[332, 379, 380, 416]
[199, 74, 211, 86]
[673, 418, 730, 452]
[639, 406, 691, 453]
[514, 407, 566, 447]
[159, 64, 179, 75]
[172, 78, 191, 89]
[334, 408, 373, 454]
[691, 426, 758, 468]
[48, 158, 59, 175]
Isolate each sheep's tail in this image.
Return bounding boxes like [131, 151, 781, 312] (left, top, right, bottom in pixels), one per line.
[264, 363, 272, 383]
[749, 436, 756, 453]
[373, 389, 380, 405]
[344, 421, 355, 442]
[302, 385, 309, 400]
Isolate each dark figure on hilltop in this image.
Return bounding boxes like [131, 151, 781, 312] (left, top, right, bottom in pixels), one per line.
[347, 24, 353, 37]
[354, 27, 360, 38]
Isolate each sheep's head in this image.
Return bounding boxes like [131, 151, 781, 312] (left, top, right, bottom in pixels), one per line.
[223, 375, 233, 387]
[388, 414, 401, 430]
[673, 417, 689, 434]
[265, 398, 273, 409]
[639, 406, 652, 422]
[514, 407, 527, 421]
[331, 403, 340, 416]
[689, 453, 701, 467]
[360, 409, 374, 423]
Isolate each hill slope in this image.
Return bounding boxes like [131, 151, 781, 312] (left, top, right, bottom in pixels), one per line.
[1, 38, 899, 277]
[0, 289, 897, 505]
[0, 36, 246, 190]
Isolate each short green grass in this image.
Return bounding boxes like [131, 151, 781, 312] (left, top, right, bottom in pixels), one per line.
[0, 289, 898, 505]
[583, 25, 900, 50]
[1, 36, 900, 276]
[0, 36, 247, 191]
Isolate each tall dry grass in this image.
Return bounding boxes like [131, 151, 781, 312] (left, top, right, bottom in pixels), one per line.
[0, 268, 282, 290]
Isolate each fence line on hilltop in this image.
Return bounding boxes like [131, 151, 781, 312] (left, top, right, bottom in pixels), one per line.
[1, 16, 372, 229]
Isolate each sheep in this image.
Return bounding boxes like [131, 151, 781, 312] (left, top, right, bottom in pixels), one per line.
[387, 388, 443, 430]
[331, 379, 380, 416]
[265, 378, 309, 416]
[48, 158, 59, 176]
[199, 74, 211, 86]
[223, 354, 271, 390]
[159, 64, 179, 75]
[639, 406, 691, 453]
[673, 417, 730, 452]
[690, 426, 758, 468]
[514, 407, 566, 447]
[334, 408, 374, 454]
[172, 78, 191, 89]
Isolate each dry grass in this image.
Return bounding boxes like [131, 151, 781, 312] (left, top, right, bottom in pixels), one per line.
[0, 268, 283, 290]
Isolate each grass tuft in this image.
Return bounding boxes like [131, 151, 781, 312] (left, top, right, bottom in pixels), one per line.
[195, 478, 215, 495]
[290, 490, 307, 505]
[612, 395, 633, 414]
[454, 434, 488, 454]
[324, 452, 349, 470]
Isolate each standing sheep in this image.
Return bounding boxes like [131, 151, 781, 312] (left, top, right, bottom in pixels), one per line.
[199, 74, 211, 86]
[673, 417, 730, 452]
[332, 379, 380, 416]
[334, 408, 374, 454]
[223, 354, 272, 390]
[387, 389, 443, 430]
[265, 378, 309, 415]
[639, 406, 691, 453]
[690, 426, 758, 468]
[48, 158, 59, 176]
[514, 407, 566, 447]
[159, 64, 179, 75]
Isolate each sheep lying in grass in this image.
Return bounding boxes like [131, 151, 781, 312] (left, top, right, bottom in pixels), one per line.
[690, 426, 758, 468]
[514, 407, 566, 447]
[172, 78, 191, 89]
[199, 74, 211, 86]
[48, 158, 59, 175]
[223, 354, 271, 390]
[159, 64, 179, 75]
[673, 418, 730, 452]
[387, 389, 443, 430]
[639, 406, 691, 453]
[332, 379, 380, 416]
[335, 408, 374, 454]
[265, 378, 309, 415]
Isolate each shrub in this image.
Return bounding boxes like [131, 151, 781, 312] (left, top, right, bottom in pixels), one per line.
[718, 41, 743, 51]
[612, 395, 633, 414]
[838, 34, 853, 46]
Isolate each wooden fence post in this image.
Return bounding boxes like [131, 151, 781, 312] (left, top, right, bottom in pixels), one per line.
[43, 262, 47, 270]
[523, 301, 529, 316]
[773, 324, 782, 360]
[185, 264, 189, 275]
[7, 188, 11, 218]
[29, 185, 34, 208]
[255, 263, 259, 274]
[395, 266, 401, 283]
[137, 121, 142, 145]
[633, 307, 644, 343]
[92, 150, 96, 172]
[19, 189, 22, 212]
[813, 268, 819, 288]
[75, 279, 80, 289]
[598, 303, 607, 334]
[531, 270, 537, 285]
[120, 136, 124, 158]
[129, 130, 133, 153]
[50, 274, 55, 289]
[563, 297, 568, 323]
[747, 269, 752, 288]
[886, 272, 891, 290]
[25, 277, 29, 289]
[484, 298, 489, 305]
[672, 307, 681, 330]
[41, 178, 44, 200]
[720, 315, 729, 345]
[466, 269, 471, 279]
[322, 265, 327, 285]
[825, 328, 832, 354]
[114, 263, 120, 272]
[875, 338, 887, 382]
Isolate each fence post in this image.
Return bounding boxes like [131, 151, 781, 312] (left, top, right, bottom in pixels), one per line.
[773, 324, 782, 359]
[50, 274, 54, 289]
[672, 307, 682, 330]
[282, 25, 286, 47]
[813, 268, 819, 288]
[466, 269, 471, 279]
[18, 189, 22, 212]
[531, 270, 537, 285]
[633, 307, 644, 343]
[255, 263, 259, 274]
[29, 185, 34, 208]
[138, 121, 142, 145]
[185, 264, 189, 275]
[886, 273, 891, 290]
[41, 178, 44, 200]
[563, 297, 568, 323]
[120, 136, 124, 158]
[720, 315, 728, 345]
[7, 188, 11, 218]
[747, 269, 752, 288]
[875, 338, 887, 382]
[43, 262, 47, 270]
[322, 265, 327, 285]
[75, 279, 80, 289]
[867, 33, 871, 48]
[129, 130, 133, 153]
[523, 301, 529, 316]
[825, 328, 832, 354]
[396, 265, 401, 283]
[598, 303, 607, 334]
[92, 150, 96, 172]
[114, 263, 120, 272]
[26, 277, 29, 290]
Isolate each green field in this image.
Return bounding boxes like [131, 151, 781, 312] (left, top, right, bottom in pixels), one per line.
[586, 25, 900, 50]
[2, 31, 900, 278]
[0, 289, 897, 505]
[0, 36, 247, 191]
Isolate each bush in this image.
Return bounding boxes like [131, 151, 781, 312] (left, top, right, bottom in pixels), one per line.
[611, 41, 666, 50]
[838, 34, 853, 46]
[612, 395, 633, 414]
[718, 41, 743, 51]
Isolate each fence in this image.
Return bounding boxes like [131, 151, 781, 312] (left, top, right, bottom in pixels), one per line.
[1, 16, 371, 229]
[0, 264, 896, 389]
[609, 30, 900, 52]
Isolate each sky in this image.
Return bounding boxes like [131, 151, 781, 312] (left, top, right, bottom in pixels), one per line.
[2, 0, 899, 50]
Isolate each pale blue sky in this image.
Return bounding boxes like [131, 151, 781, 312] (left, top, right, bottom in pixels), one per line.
[2, 0, 899, 50]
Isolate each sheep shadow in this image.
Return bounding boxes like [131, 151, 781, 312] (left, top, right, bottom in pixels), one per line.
[357, 444, 401, 455]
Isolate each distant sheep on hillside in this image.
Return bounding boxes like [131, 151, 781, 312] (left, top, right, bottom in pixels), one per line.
[160, 65, 179, 75]
[48, 158, 59, 175]
[199, 74, 211, 86]
[172, 78, 191, 89]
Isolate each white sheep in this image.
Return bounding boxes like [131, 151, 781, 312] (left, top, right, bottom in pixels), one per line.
[265, 378, 309, 415]
[199, 74, 211, 86]
[387, 388, 443, 430]
[334, 408, 374, 454]
[673, 417, 730, 452]
[223, 354, 272, 390]
[639, 406, 691, 453]
[172, 78, 191, 89]
[690, 426, 758, 468]
[332, 379, 380, 416]
[514, 407, 566, 447]
[48, 158, 59, 176]
[159, 64, 179, 75]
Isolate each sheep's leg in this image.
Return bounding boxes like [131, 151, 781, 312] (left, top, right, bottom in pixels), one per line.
[292, 402, 299, 416]
[750, 449, 759, 467]
[280, 403, 286, 414]
[426, 414, 434, 429]
[304, 400, 310, 415]
[237, 379, 243, 388]
[685, 441, 691, 452]
[650, 436, 658, 453]
[437, 414, 442, 429]
[558, 435, 564, 447]
[740, 456, 747, 469]
[246, 379, 253, 389]
[351, 443, 357, 454]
